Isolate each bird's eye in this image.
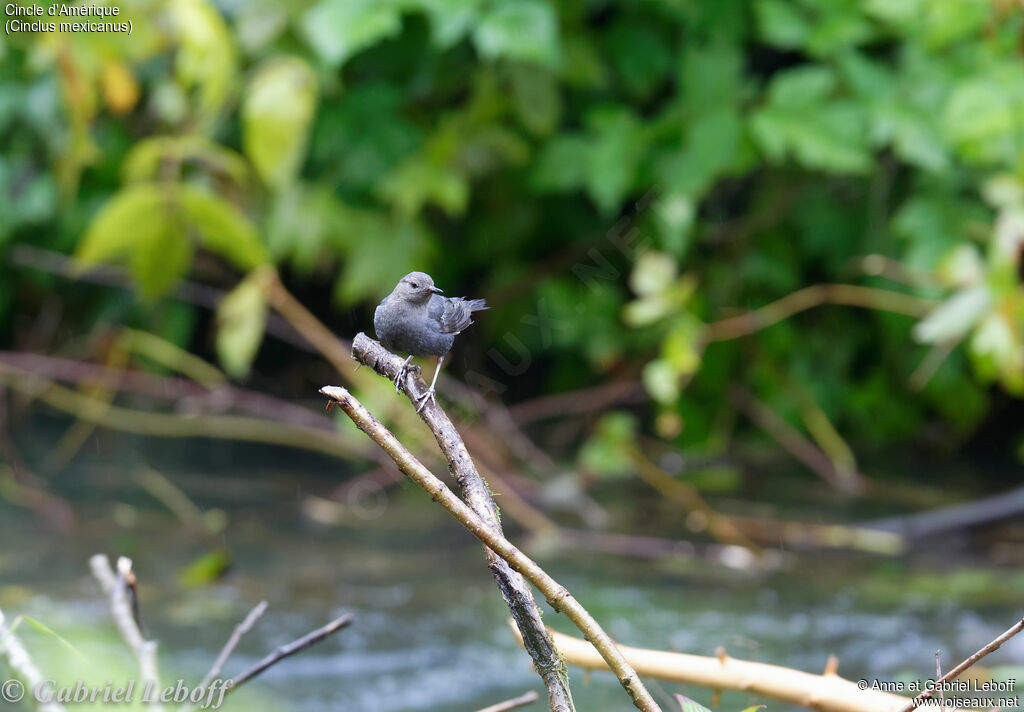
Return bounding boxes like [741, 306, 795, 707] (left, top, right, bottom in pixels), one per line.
[410, 282, 419, 288]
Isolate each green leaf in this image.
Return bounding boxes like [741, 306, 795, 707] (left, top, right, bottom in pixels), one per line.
[578, 412, 637, 477]
[243, 56, 318, 190]
[755, 0, 809, 49]
[123, 136, 250, 184]
[561, 34, 608, 89]
[171, 0, 237, 122]
[300, 0, 402, 67]
[943, 80, 1019, 165]
[332, 213, 436, 304]
[216, 270, 269, 378]
[674, 693, 713, 712]
[530, 134, 588, 192]
[750, 69, 872, 174]
[508, 64, 561, 136]
[605, 17, 672, 99]
[131, 220, 193, 300]
[178, 548, 232, 587]
[378, 156, 468, 217]
[661, 107, 745, 195]
[419, 0, 485, 48]
[585, 107, 646, 214]
[892, 194, 988, 270]
[265, 183, 348, 272]
[769, 65, 836, 106]
[178, 186, 269, 270]
[863, 0, 923, 27]
[77, 184, 169, 266]
[681, 39, 743, 110]
[14, 616, 86, 662]
[474, 0, 561, 69]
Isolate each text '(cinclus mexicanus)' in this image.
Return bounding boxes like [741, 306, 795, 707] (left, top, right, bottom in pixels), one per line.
[374, 271, 488, 412]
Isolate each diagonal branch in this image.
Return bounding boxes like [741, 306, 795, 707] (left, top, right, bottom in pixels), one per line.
[198, 601, 268, 691]
[227, 613, 354, 691]
[320, 381, 661, 712]
[351, 333, 575, 712]
[899, 616, 1024, 712]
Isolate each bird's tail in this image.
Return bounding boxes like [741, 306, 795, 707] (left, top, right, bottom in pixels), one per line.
[466, 298, 488, 313]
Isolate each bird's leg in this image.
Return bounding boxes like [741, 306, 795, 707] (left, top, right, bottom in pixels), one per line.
[415, 354, 445, 413]
[395, 355, 414, 394]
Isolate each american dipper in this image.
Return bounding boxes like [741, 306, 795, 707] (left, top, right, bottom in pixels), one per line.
[374, 271, 488, 412]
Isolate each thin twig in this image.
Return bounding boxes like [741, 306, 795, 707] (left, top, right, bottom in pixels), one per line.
[936, 650, 945, 711]
[730, 385, 864, 494]
[90, 555, 163, 711]
[704, 284, 937, 342]
[508, 381, 647, 424]
[474, 690, 540, 712]
[197, 601, 268, 691]
[0, 351, 332, 431]
[625, 443, 761, 552]
[320, 383, 662, 712]
[351, 333, 577, 712]
[900, 616, 1024, 712]
[227, 613, 354, 691]
[0, 608, 67, 712]
[0, 367, 359, 460]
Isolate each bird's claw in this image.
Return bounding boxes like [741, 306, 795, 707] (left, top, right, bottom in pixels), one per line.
[395, 361, 419, 394]
[415, 387, 436, 414]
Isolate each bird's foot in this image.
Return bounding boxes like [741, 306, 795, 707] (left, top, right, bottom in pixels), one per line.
[414, 386, 436, 414]
[394, 361, 419, 394]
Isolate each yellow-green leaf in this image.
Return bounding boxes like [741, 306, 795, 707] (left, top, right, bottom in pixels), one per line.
[243, 56, 318, 189]
[179, 186, 269, 269]
[76, 184, 170, 266]
[131, 220, 193, 299]
[216, 271, 269, 378]
[171, 0, 237, 123]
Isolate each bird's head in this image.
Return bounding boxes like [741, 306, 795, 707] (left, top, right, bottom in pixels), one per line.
[392, 271, 443, 304]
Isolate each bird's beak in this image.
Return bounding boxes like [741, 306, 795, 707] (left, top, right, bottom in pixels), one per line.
[430, 286, 444, 294]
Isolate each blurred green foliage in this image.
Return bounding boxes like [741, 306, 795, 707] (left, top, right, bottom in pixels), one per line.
[0, 0, 1022, 463]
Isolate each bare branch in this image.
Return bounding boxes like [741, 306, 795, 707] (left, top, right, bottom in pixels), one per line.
[474, 690, 540, 712]
[730, 385, 865, 494]
[351, 332, 576, 712]
[320, 381, 661, 712]
[90, 555, 163, 711]
[704, 283, 936, 343]
[227, 613, 354, 691]
[0, 367, 358, 460]
[199, 601, 268, 691]
[512, 623, 911, 712]
[900, 617, 1024, 712]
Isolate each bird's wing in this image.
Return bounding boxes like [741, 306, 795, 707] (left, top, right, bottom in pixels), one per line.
[430, 296, 488, 335]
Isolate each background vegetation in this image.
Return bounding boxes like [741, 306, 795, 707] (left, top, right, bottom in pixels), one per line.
[3, 2, 1024, 711]
[2, 1, 1024, 515]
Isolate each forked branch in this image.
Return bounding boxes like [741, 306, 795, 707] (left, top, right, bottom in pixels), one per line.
[319, 383, 661, 712]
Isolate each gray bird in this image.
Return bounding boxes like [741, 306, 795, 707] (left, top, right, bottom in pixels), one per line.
[374, 271, 488, 412]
